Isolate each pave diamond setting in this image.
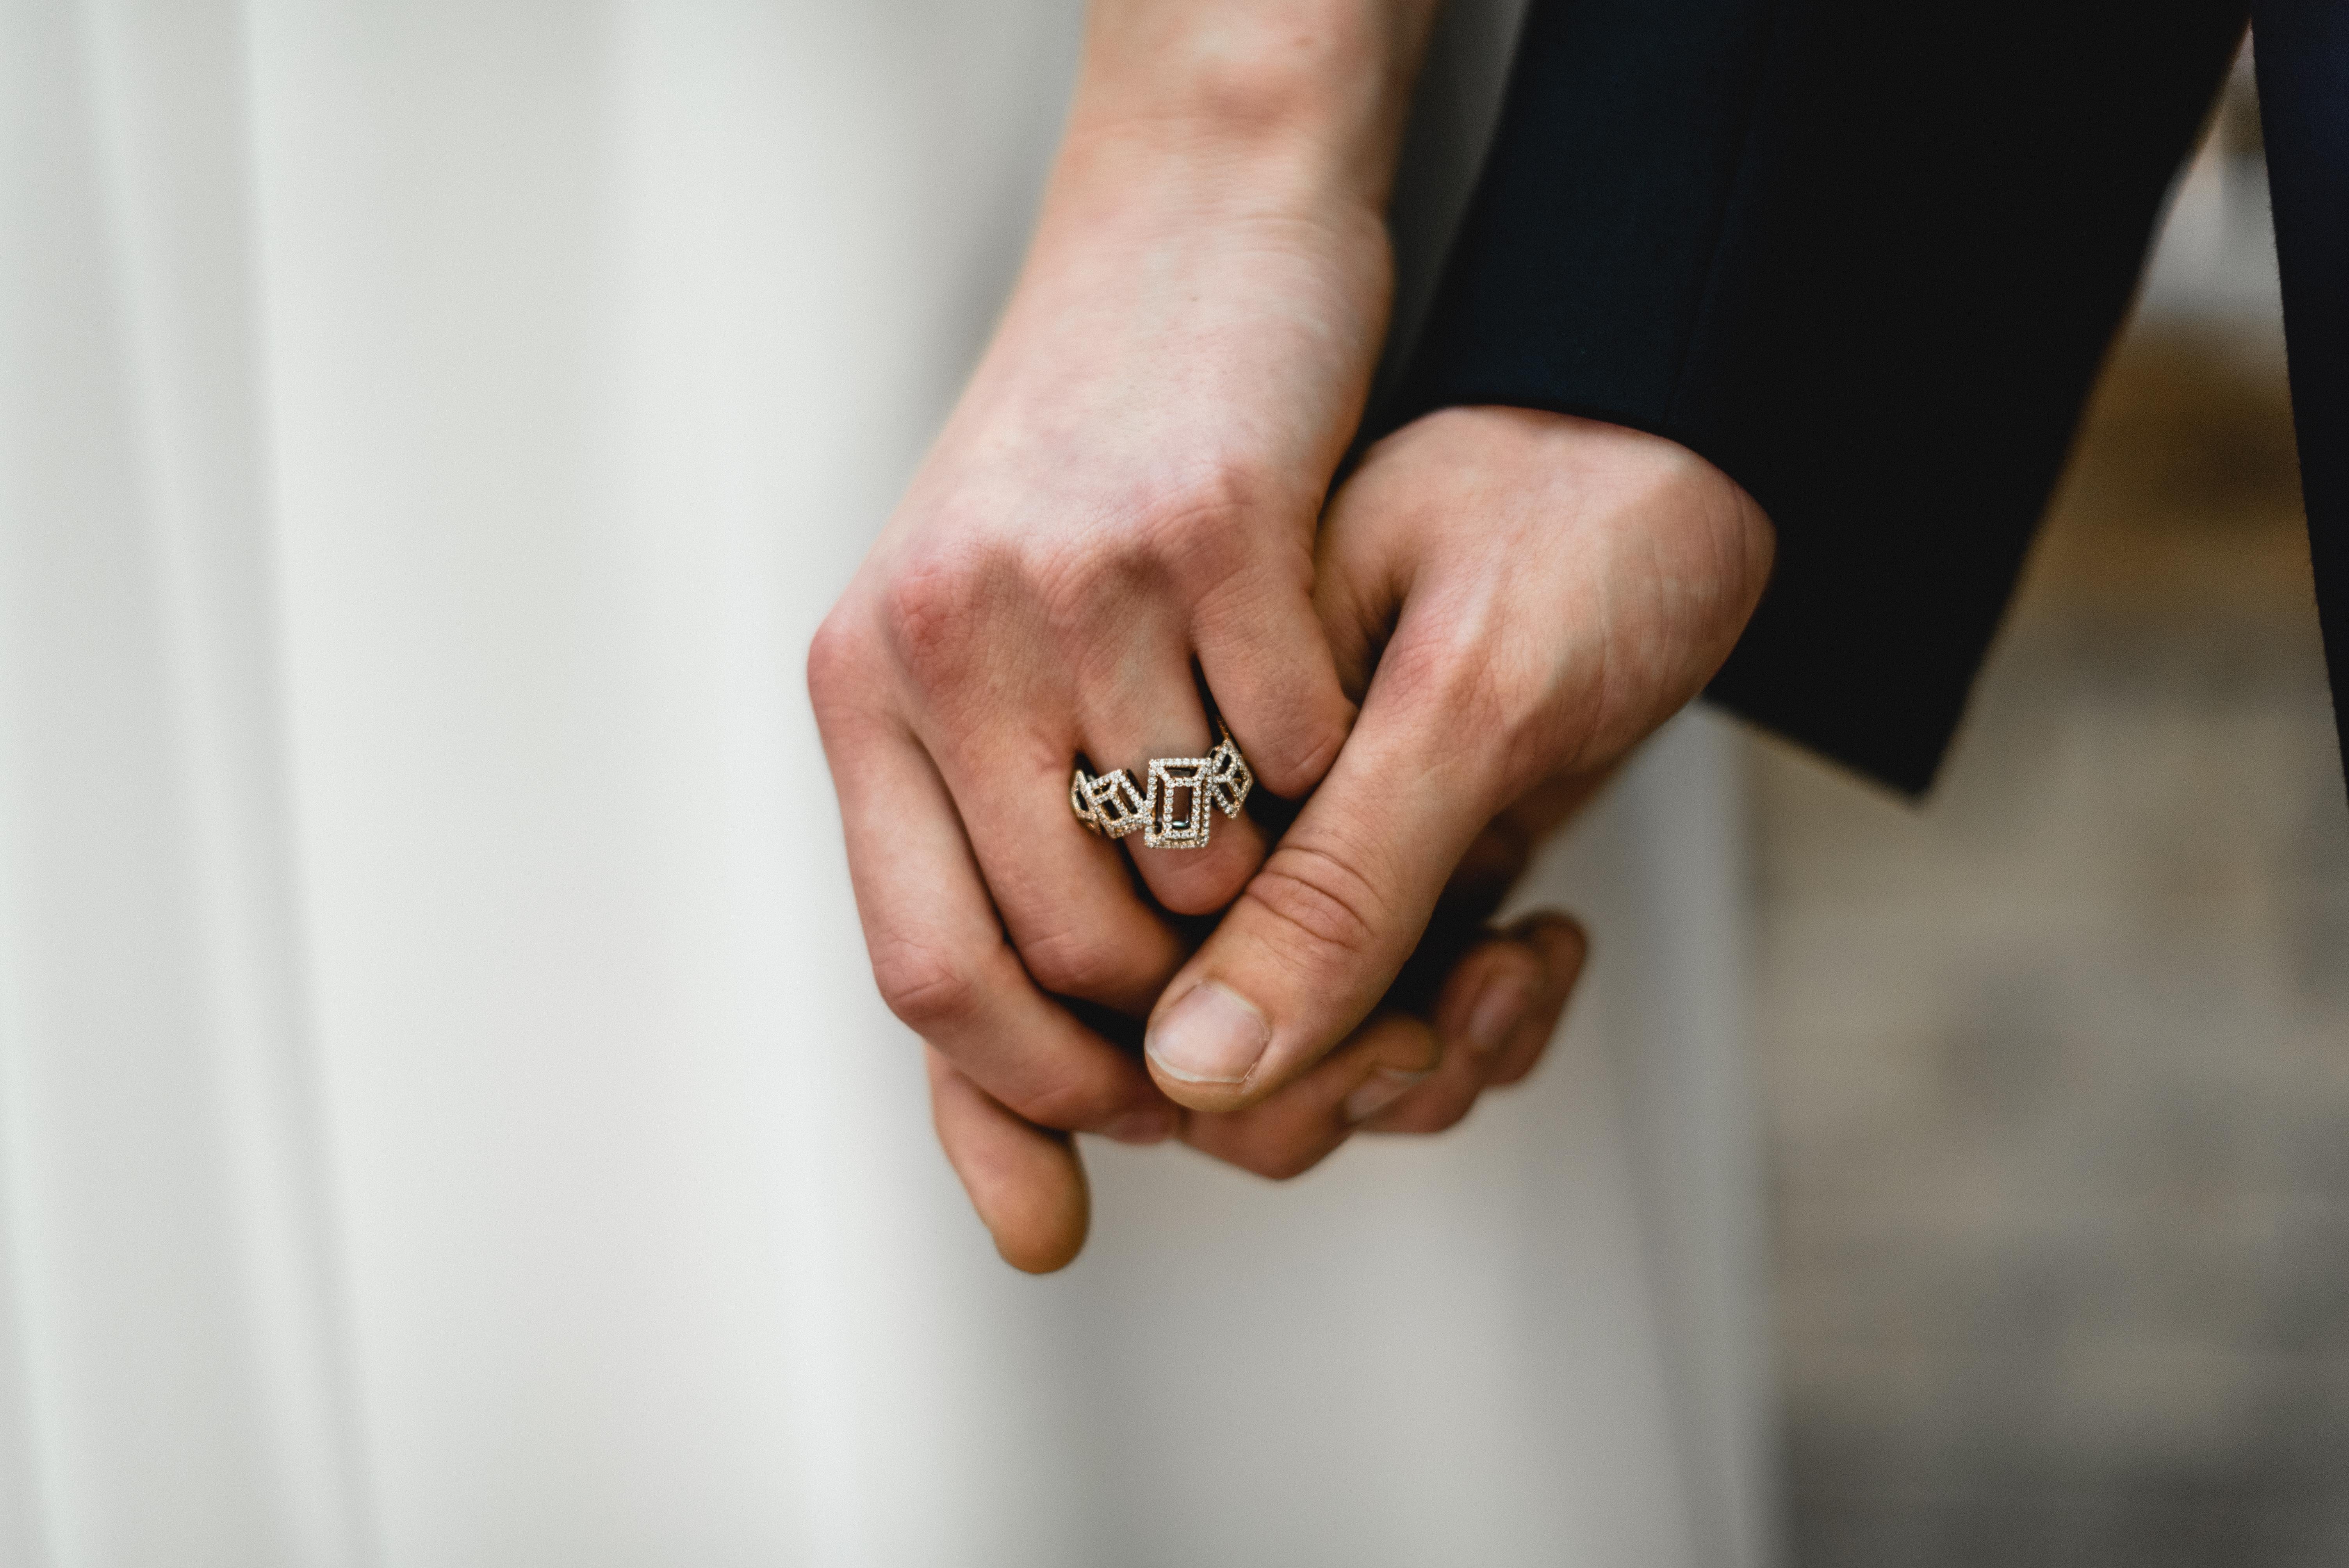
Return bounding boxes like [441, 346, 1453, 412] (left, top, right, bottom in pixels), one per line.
[1070, 766, 1149, 839]
[1071, 725, 1253, 850]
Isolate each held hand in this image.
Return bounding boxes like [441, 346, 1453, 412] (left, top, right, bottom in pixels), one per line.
[809, 1, 1441, 1272]
[1176, 786, 1597, 1178]
[1145, 407, 1775, 1137]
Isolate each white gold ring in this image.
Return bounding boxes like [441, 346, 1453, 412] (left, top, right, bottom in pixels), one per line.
[1071, 725, 1253, 850]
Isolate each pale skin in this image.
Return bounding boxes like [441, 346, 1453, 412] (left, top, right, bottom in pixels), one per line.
[808, 0, 1774, 1271]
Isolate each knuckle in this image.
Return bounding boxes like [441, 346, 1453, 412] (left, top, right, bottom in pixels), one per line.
[878, 545, 1005, 693]
[870, 937, 986, 1035]
[805, 608, 877, 728]
[1144, 851, 1255, 920]
[1031, 544, 1154, 644]
[1033, 466, 1274, 630]
[1016, 925, 1137, 1002]
[880, 466, 1296, 675]
[1003, 1071, 1117, 1133]
[1245, 705, 1348, 794]
[1138, 467, 1266, 590]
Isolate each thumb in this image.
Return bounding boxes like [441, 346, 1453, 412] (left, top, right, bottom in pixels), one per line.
[1140, 641, 1504, 1111]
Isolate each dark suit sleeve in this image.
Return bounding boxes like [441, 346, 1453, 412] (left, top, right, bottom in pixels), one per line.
[2255, 0, 2349, 778]
[1388, 0, 2250, 794]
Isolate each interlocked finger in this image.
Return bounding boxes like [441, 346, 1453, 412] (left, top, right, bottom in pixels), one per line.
[1075, 643, 1270, 916]
[1071, 723, 1253, 848]
[824, 716, 1175, 1137]
[928, 1049, 1089, 1274]
[1179, 1012, 1438, 1181]
[1360, 918, 1567, 1133]
[1486, 916, 1587, 1087]
[910, 703, 1193, 1016]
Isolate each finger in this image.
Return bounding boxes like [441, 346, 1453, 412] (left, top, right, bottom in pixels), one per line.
[1359, 932, 1543, 1135]
[1363, 913, 1588, 1132]
[1307, 434, 1431, 706]
[922, 712, 1188, 1016]
[1178, 1012, 1438, 1181]
[826, 714, 1176, 1138]
[1373, 814, 1539, 1022]
[1309, 513, 1394, 707]
[1198, 912, 1585, 1162]
[1076, 636, 1269, 918]
[928, 1049, 1089, 1273]
[1140, 650, 1502, 1110]
[1191, 558, 1356, 798]
[1488, 914, 1588, 1087]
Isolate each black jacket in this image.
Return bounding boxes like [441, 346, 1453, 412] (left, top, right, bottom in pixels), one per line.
[1393, 0, 2347, 795]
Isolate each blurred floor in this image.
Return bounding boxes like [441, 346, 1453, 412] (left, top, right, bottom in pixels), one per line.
[1753, 132, 2349, 1566]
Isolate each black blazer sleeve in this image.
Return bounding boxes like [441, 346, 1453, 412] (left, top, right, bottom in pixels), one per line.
[2256, 0, 2349, 780]
[1388, 0, 2258, 794]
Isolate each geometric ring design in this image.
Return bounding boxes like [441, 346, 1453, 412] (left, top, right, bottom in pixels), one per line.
[1071, 724, 1254, 850]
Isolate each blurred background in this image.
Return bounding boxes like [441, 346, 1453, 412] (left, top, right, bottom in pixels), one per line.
[1755, 46, 2349, 1568]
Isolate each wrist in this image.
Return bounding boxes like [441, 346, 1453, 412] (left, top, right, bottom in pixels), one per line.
[915, 3, 1436, 538]
[1061, 0, 1437, 215]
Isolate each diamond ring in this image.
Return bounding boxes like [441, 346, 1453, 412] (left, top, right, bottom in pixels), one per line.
[1071, 725, 1254, 850]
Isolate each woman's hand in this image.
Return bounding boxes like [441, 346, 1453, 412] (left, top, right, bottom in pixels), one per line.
[1143, 406, 1776, 1140]
[809, 0, 1440, 1271]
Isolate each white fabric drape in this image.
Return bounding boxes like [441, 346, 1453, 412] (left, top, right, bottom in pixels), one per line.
[0, 2, 1774, 1563]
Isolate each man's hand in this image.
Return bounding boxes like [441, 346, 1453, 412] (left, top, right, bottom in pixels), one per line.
[1173, 789, 1597, 1179]
[809, 0, 1443, 1272]
[1144, 407, 1775, 1130]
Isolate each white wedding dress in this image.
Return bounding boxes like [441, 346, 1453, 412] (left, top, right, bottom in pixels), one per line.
[0, 2, 1774, 1563]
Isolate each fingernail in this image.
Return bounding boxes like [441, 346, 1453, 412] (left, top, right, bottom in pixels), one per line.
[1145, 981, 1270, 1086]
[1102, 1105, 1176, 1145]
[1344, 1068, 1429, 1125]
[1466, 971, 1537, 1055]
